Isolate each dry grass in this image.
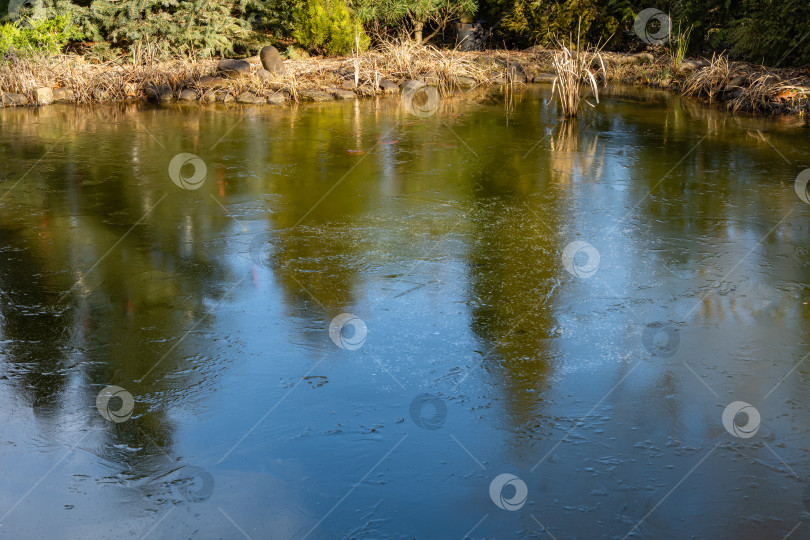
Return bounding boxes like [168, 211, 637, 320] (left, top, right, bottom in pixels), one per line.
[682, 52, 809, 112]
[1, 41, 808, 115]
[370, 39, 489, 94]
[0, 39, 509, 105]
[682, 53, 733, 99]
[550, 33, 606, 117]
[0, 49, 214, 102]
[728, 72, 808, 112]
[277, 38, 492, 98]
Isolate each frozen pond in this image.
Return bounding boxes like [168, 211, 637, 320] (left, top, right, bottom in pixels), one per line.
[1, 85, 809, 538]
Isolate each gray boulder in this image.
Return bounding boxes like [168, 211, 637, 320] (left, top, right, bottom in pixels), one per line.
[532, 73, 556, 84]
[724, 75, 747, 91]
[422, 71, 440, 86]
[506, 62, 527, 83]
[2, 93, 28, 106]
[378, 79, 400, 93]
[256, 69, 273, 83]
[179, 89, 197, 101]
[33, 87, 53, 105]
[326, 87, 356, 100]
[620, 52, 655, 65]
[259, 46, 286, 75]
[199, 75, 226, 88]
[217, 59, 251, 78]
[401, 80, 426, 92]
[52, 88, 75, 102]
[144, 84, 172, 102]
[298, 89, 332, 102]
[236, 91, 262, 104]
[451, 75, 477, 88]
[267, 92, 287, 104]
[679, 59, 706, 72]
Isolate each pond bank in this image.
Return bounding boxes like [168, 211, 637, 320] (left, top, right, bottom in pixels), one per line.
[1, 46, 808, 115]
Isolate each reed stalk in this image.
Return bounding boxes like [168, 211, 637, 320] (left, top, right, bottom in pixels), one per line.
[550, 21, 606, 117]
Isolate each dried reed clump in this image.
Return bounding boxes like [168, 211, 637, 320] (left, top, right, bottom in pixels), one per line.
[729, 73, 804, 112]
[681, 52, 809, 112]
[682, 53, 734, 99]
[259, 38, 490, 100]
[550, 34, 606, 117]
[371, 39, 487, 94]
[0, 49, 217, 103]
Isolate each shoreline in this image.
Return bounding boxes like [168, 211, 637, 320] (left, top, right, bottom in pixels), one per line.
[1, 48, 808, 116]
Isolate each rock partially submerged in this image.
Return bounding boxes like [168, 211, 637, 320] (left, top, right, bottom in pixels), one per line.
[401, 79, 425, 92]
[506, 61, 528, 82]
[178, 89, 197, 101]
[1, 93, 28, 106]
[144, 84, 172, 102]
[298, 89, 332, 102]
[236, 91, 263, 104]
[52, 88, 75, 102]
[267, 92, 287, 104]
[532, 73, 556, 84]
[451, 75, 477, 88]
[378, 79, 400, 94]
[33, 87, 53, 105]
[326, 88, 356, 100]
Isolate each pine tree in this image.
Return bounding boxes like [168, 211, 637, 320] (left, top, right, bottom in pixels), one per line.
[352, 0, 477, 43]
[88, 0, 251, 57]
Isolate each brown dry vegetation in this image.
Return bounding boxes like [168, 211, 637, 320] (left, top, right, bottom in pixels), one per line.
[1, 42, 808, 115]
[682, 53, 810, 113]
